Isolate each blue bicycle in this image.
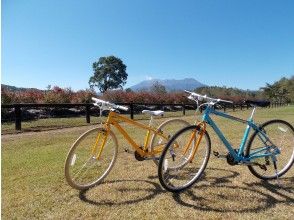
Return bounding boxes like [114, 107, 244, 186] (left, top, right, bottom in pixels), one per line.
[158, 91, 294, 192]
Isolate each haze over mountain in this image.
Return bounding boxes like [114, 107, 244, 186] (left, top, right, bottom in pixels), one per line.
[130, 78, 206, 92]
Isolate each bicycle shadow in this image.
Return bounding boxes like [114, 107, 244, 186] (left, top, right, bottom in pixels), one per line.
[79, 179, 164, 206]
[244, 177, 294, 205]
[79, 167, 293, 213]
[170, 168, 293, 213]
[79, 167, 240, 207]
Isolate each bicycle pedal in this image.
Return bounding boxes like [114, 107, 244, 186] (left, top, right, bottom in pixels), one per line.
[213, 151, 226, 158]
[124, 148, 133, 154]
[259, 164, 267, 171]
[213, 151, 219, 157]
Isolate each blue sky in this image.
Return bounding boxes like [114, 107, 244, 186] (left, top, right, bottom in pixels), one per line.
[2, 0, 294, 91]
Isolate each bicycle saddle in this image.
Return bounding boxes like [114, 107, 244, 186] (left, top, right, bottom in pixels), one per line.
[142, 110, 164, 116]
[245, 100, 270, 107]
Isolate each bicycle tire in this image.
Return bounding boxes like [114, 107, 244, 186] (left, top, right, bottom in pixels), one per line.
[65, 127, 118, 190]
[150, 118, 190, 165]
[158, 125, 211, 192]
[246, 119, 294, 180]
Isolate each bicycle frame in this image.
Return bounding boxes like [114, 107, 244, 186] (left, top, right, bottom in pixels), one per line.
[94, 111, 169, 159]
[201, 106, 279, 163]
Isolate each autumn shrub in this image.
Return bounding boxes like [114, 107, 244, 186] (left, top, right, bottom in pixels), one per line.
[1, 89, 14, 104]
[15, 90, 44, 103]
[71, 89, 96, 103]
[101, 90, 190, 104]
[43, 86, 73, 103]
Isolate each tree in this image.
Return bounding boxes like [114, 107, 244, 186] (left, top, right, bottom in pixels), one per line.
[125, 88, 133, 93]
[150, 81, 167, 94]
[89, 56, 128, 93]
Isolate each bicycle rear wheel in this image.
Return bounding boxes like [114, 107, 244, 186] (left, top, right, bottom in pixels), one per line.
[158, 125, 211, 192]
[65, 127, 118, 190]
[246, 120, 294, 180]
[150, 118, 190, 165]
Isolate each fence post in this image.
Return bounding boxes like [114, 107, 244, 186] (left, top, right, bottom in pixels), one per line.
[233, 104, 235, 111]
[86, 105, 90, 123]
[130, 103, 134, 119]
[240, 104, 243, 110]
[15, 105, 22, 131]
[182, 104, 186, 116]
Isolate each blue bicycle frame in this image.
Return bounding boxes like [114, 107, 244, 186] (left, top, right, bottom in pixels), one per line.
[201, 106, 280, 163]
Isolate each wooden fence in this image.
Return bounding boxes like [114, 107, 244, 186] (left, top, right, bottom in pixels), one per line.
[1, 102, 286, 131]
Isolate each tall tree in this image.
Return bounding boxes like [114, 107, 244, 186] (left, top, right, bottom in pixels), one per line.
[89, 56, 128, 93]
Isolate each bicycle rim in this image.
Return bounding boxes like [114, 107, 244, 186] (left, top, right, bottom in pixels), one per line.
[65, 128, 118, 190]
[247, 120, 294, 179]
[158, 125, 211, 192]
[150, 118, 190, 165]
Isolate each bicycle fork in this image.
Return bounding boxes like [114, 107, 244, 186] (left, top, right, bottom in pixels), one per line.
[91, 129, 109, 160]
[182, 122, 206, 162]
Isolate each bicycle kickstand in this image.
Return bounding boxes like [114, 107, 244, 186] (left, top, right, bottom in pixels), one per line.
[273, 159, 281, 187]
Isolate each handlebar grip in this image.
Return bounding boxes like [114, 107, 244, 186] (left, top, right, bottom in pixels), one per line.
[218, 99, 233, 104]
[184, 90, 192, 94]
[91, 97, 105, 103]
[92, 97, 128, 111]
[116, 105, 129, 111]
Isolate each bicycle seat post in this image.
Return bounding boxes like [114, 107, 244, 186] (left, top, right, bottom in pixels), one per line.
[249, 106, 256, 120]
[149, 115, 154, 127]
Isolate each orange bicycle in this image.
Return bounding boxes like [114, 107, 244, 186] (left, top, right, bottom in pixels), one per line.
[65, 98, 190, 190]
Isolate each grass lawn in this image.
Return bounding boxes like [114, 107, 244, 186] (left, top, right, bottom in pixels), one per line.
[2, 106, 294, 219]
[1, 110, 196, 134]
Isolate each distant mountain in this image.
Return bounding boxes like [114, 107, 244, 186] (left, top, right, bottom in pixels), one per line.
[130, 78, 206, 92]
[1, 84, 43, 92]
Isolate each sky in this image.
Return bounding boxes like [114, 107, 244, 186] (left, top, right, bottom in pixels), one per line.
[2, 0, 294, 91]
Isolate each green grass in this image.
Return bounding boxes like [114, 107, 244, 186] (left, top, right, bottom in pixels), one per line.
[1, 110, 196, 134]
[2, 106, 294, 219]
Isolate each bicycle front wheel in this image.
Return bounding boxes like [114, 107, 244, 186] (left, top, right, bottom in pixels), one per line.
[158, 125, 211, 192]
[150, 118, 190, 165]
[246, 120, 294, 180]
[65, 127, 118, 190]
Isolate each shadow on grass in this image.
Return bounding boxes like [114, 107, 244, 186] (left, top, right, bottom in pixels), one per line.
[170, 168, 293, 213]
[79, 179, 164, 206]
[244, 177, 294, 205]
[78, 168, 293, 213]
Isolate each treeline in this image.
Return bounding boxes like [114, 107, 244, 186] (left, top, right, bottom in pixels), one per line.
[195, 86, 264, 103]
[1, 86, 189, 105]
[1, 76, 294, 105]
[261, 76, 294, 103]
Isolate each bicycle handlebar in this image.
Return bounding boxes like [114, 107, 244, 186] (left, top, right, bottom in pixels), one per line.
[91, 97, 129, 111]
[184, 90, 233, 104]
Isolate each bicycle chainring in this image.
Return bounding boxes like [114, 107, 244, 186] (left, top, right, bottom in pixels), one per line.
[226, 149, 239, 166]
[134, 147, 147, 161]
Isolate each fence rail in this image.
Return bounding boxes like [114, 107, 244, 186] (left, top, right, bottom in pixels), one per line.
[1, 101, 286, 131]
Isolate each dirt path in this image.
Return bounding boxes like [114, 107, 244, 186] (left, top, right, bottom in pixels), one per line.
[1, 125, 99, 141]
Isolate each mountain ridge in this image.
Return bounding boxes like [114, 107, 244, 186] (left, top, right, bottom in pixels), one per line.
[130, 78, 206, 92]
[1, 84, 44, 92]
